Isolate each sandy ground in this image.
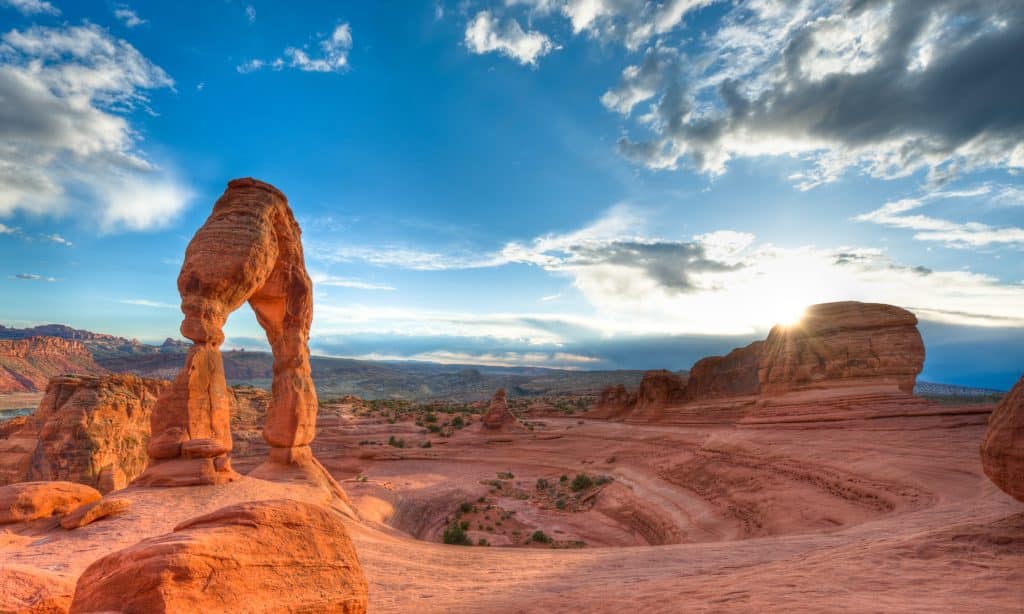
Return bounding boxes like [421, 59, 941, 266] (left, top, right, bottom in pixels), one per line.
[2, 395, 1022, 612]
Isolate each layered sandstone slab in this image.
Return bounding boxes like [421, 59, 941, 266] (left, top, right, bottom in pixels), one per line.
[60, 497, 131, 530]
[0, 337, 105, 393]
[981, 375, 1024, 502]
[0, 481, 101, 524]
[0, 374, 167, 491]
[683, 341, 763, 401]
[69, 499, 368, 613]
[758, 302, 924, 395]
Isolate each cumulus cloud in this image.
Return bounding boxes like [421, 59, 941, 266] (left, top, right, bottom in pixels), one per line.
[0, 0, 58, 16]
[608, 0, 1024, 187]
[238, 23, 353, 74]
[465, 10, 557, 66]
[0, 222, 15, 234]
[508, 0, 714, 50]
[113, 6, 146, 28]
[0, 24, 191, 231]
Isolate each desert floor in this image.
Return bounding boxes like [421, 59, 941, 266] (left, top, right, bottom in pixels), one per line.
[4, 397, 1023, 613]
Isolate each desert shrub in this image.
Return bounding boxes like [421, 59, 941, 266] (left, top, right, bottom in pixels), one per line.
[460, 520, 470, 530]
[570, 474, 593, 491]
[478, 538, 489, 546]
[420, 440, 432, 448]
[427, 424, 441, 433]
[555, 498, 567, 510]
[424, 412, 438, 423]
[559, 474, 568, 483]
[443, 523, 471, 546]
[497, 471, 514, 479]
[451, 415, 464, 428]
[531, 530, 551, 543]
[536, 478, 549, 490]
[594, 475, 613, 486]
[388, 436, 405, 448]
[459, 502, 474, 514]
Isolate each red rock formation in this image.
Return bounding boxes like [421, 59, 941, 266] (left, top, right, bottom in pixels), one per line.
[758, 302, 924, 395]
[633, 370, 687, 414]
[60, 497, 131, 529]
[589, 384, 636, 420]
[0, 565, 74, 613]
[683, 341, 764, 401]
[0, 336, 105, 393]
[482, 388, 520, 430]
[0, 375, 167, 492]
[980, 375, 1024, 502]
[0, 481, 101, 524]
[69, 499, 368, 613]
[136, 178, 319, 487]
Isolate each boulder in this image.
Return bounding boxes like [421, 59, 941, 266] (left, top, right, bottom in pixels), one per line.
[60, 497, 131, 530]
[69, 499, 368, 613]
[0, 481, 101, 524]
[0, 565, 74, 614]
[758, 302, 924, 395]
[981, 375, 1024, 502]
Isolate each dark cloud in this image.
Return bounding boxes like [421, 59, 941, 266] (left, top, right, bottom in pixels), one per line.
[613, 0, 1024, 185]
[569, 240, 742, 292]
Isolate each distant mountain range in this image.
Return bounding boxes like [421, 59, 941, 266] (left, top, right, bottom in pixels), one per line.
[0, 323, 1006, 403]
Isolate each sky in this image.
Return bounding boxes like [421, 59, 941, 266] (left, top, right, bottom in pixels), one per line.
[1, 0, 1023, 389]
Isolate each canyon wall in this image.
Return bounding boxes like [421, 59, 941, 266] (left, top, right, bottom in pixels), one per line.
[0, 337, 106, 393]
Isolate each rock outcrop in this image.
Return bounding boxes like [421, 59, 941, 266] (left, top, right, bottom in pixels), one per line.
[981, 375, 1024, 502]
[0, 481, 101, 524]
[69, 499, 368, 613]
[633, 370, 687, 413]
[757, 302, 925, 395]
[60, 497, 131, 529]
[683, 342, 763, 401]
[482, 388, 520, 430]
[0, 337, 105, 393]
[0, 374, 167, 491]
[136, 178, 320, 487]
[590, 302, 926, 419]
[589, 384, 636, 419]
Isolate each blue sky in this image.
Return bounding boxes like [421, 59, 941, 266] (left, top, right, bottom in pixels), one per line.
[1, 0, 1023, 388]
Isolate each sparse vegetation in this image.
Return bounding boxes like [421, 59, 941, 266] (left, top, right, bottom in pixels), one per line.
[443, 523, 471, 546]
[531, 530, 551, 543]
[570, 473, 593, 491]
[388, 435, 405, 448]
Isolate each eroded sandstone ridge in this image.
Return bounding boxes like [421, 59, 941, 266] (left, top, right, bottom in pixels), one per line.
[0, 374, 166, 491]
[135, 178, 319, 487]
[981, 375, 1024, 502]
[595, 302, 925, 420]
[0, 337, 105, 393]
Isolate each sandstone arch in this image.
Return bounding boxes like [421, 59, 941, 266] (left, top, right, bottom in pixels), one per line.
[134, 178, 319, 487]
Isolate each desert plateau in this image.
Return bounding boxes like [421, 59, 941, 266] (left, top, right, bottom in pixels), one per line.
[2, 1, 1023, 612]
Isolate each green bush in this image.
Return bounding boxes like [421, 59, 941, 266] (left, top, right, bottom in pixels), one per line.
[443, 523, 471, 546]
[570, 473, 593, 491]
[459, 502, 474, 514]
[559, 474, 568, 483]
[497, 471, 514, 479]
[531, 530, 551, 543]
[555, 498, 566, 510]
[451, 415, 465, 428]
[536, 478, 549, 490]
[387, 436, 405, 448]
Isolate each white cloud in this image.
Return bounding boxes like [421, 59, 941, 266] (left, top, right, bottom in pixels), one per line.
[0, 223, 15, 234]
[465, 10, 557, 66]
[0, 0, 58, 16]
[339, 349, 598, 369]
[119, 298, 176, 308]
[0, 24, 191, 232]
[114, 6, 146, 28]
[245, 5, 256, 24]
[239, 23, 353, 74]
[41, 233, 71, 246]
[311, 274, 395, 291]
[540, 293, 562, 302]
[314, 206, 1024, 336]
[856, 188, 1024, 248]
